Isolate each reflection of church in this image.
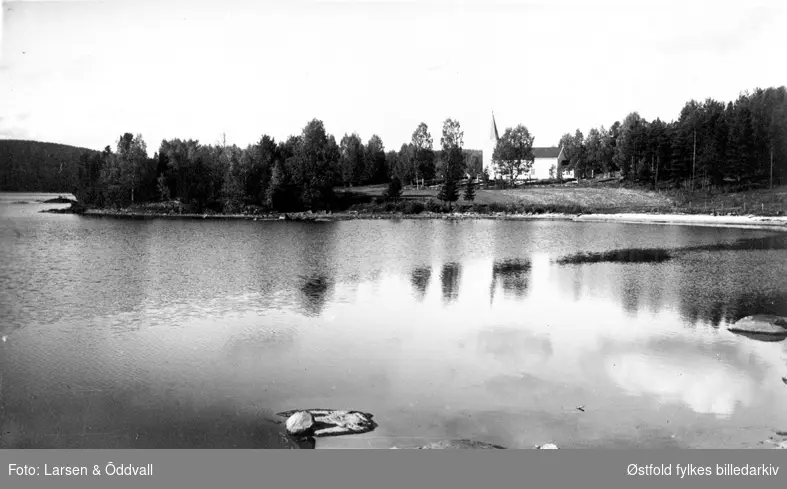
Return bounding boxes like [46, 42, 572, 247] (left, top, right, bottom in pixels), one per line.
[482, 112, 573, 181]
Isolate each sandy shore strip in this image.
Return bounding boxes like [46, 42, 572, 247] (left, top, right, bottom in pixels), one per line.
[70, 208, 787, 230]
[574, 213, 787, 230]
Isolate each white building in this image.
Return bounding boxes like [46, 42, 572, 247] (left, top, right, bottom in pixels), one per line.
[528, 146, 574, 180]
[482, 112, 573, 182]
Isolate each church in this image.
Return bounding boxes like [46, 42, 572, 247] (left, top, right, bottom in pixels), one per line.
[482, 112, 573, 182]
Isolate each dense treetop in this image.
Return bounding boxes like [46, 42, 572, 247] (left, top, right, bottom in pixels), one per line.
[557, 86, 787, 188]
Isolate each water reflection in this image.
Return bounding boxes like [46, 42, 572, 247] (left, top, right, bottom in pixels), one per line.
[477, 327, 552, 368]
[410, 267, 432, 302]
[550, 234, 787, 328]
[620, 272, 644, 317]
[440, 263, 462, 304]
[728, 331, 786, 343]
[490, 259, 531, 302]
[605, 350, 756, 419]
[224, 322, 298, 361]
[297, 275, 334, 317]
[556, 248, 672, 265]
[0, 384, 295, 448]
[682, 234, 787, 253]
[554, 234, 787, 266]
[675, 286, 787, 328]
[4, 200, 787, 449]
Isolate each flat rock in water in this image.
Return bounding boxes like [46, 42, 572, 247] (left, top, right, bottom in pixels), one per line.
[285, 411, 315, 436]
[276, 409, 377, 437]
[417, 440, 506, 449]
[728, 315, 787, 337]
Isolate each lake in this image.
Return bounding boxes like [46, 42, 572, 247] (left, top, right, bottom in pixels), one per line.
[1, 192, 786, 449]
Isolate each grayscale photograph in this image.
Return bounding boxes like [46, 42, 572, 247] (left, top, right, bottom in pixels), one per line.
[1, 0, 786, 451]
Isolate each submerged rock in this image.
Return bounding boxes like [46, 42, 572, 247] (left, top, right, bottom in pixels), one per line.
[276, 409, 377, 437]
[285, 411, 315, 436]
[417, 440, 506, 449]
[728, 315, 787, 338]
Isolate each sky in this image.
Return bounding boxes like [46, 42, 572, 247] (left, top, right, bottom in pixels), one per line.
[1, 0, 786, 155]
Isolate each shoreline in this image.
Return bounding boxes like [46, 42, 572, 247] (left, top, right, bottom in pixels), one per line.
[48, 207, 787, 230]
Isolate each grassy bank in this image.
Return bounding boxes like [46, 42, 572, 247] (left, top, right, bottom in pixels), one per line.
[339, 183, 786, 216]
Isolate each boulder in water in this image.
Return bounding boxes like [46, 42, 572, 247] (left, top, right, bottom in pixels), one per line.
[285, 411, 315, 436]
[276, 409, 377, 437]
[728, 315, 787, 338]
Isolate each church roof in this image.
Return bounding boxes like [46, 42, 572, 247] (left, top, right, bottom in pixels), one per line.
[532, 147, 561, 158]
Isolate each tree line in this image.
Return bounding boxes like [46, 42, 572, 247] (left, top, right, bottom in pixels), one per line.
[0, 140, 94, 192]
[73, 118, 483, 212]
[557, 86, 787, 188]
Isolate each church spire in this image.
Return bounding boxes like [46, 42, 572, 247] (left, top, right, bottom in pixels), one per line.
[489, 111, 499, 141]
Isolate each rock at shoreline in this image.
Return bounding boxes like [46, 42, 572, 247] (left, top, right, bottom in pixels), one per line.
[40, 202, 86, 214]
[728, 315, 787, 338]
[42, 196, 75, 204]
[417, 440, 506, 449]
[276, 409, 377, 437]
[285, 411, 315, 436]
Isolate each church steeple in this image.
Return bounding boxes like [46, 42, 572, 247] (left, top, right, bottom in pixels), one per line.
[483, 111, 499, 178]
[489, 111, 499, 141]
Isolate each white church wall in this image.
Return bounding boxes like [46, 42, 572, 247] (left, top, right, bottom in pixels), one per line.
[530, 157, 555, 180]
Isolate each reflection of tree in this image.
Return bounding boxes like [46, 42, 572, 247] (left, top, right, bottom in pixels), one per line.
[555, 248, 671, 265]
[620, 273, 641, 317]
[297, 274, 333, 317]
[556, 235, 787, 266]
[489, 259, 531, 303]
[679, 290, 787, 327]
[550, 234, 787, 330]
[410, 267, 432, 301]
[286, 222, 339, 318]
[440, 262, 462, 304]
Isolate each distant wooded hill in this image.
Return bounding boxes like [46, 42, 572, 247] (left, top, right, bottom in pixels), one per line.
[0, 139, 98, 192]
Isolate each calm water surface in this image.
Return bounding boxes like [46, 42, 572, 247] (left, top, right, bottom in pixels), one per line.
[1, 193, 786, 449]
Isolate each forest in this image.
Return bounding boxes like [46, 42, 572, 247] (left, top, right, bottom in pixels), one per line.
[71, 119, 478, 212]
[1, 86, 784, 213]
[557, 86, 787, 189]
[0, 140, 97, 192]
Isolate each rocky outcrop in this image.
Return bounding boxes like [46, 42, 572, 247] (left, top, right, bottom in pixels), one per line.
[276, 409, 377, 437]
[728, 315, 787, 339]
[40, 202, 87, 214]
[42, 196, 76, 204]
